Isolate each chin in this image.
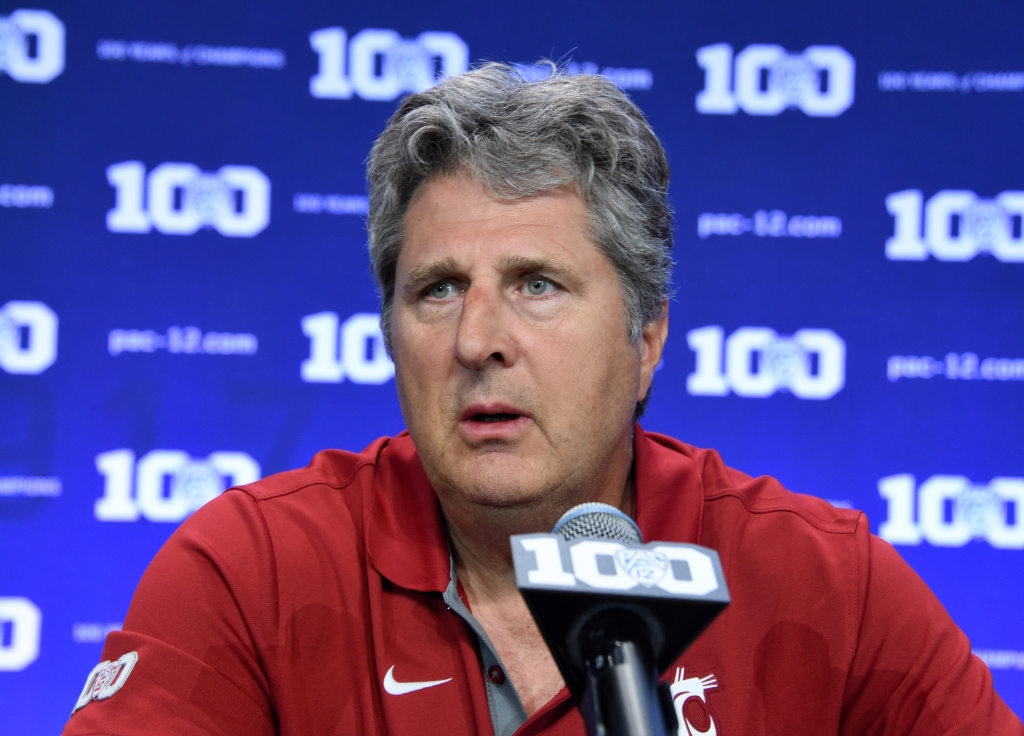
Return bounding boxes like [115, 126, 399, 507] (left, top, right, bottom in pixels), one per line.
[460, 486, 545, 509]
[449, 454, 555, 509]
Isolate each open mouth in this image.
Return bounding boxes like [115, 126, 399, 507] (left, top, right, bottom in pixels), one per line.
[459, 404, 531, 436]
[473, 412, 521, 423]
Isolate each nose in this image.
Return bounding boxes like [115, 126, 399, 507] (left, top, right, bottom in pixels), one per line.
[453, 279, 518, 370]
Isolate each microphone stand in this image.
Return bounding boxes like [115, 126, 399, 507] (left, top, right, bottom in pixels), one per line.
[511, 504, 728, 736]
[572, 606, 677, 736]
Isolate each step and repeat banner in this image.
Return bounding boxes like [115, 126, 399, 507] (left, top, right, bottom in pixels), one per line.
[2, 0, 1022, 730]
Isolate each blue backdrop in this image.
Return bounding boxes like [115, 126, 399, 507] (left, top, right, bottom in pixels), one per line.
[2, 1, 1022, 731]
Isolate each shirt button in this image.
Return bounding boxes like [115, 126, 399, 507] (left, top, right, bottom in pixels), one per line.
[487, 665, 506, 685]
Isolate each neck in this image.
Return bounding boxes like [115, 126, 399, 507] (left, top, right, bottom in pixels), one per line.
[443, 447, 635, 599]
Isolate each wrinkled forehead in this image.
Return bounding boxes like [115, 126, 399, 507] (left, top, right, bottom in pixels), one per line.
[396, 173, 602, 279]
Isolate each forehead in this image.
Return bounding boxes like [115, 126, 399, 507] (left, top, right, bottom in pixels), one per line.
[398, 174, 600, 270]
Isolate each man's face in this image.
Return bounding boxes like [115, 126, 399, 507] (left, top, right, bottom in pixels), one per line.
[391, 173, 665, 518]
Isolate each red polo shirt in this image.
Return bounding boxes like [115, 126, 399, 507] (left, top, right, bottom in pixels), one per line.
[63, 428, 1022, 735]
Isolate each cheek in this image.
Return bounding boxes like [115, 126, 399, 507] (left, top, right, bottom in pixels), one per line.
[536, 316, 638, 403]
[393, 316, 463, 411]
[394, 306, 447, 366]
[393, 357, 446, 448]
[584, 308, 642, 407]
[392, 323, 440, 405]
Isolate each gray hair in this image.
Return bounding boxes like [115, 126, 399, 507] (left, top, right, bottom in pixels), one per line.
[367, 62, 673, 352]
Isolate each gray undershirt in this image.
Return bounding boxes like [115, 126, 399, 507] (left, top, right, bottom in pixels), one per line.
[443, 557, 529, 736]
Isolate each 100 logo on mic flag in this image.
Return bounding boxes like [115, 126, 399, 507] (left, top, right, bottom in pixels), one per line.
[516, 535, 722, 596]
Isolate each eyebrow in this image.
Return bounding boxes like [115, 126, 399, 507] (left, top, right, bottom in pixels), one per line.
[497, 254, 584, 290]
[401, 257, 465, 300]
[399, 253, 586, 300]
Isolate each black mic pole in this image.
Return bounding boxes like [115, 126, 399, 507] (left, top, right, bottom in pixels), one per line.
[575, 608, 673, 736]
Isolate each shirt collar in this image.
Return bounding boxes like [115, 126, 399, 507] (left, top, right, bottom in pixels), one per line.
[631, 427, 705, 545]
[366, 426, 706, 593]
[366, 432, 453, 593]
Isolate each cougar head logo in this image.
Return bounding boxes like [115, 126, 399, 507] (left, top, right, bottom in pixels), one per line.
[670, 667, 719, 736]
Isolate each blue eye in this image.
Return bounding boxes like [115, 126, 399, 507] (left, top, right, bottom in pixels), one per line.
[525, 279, 552, 296]
[428, 282, 457, 299]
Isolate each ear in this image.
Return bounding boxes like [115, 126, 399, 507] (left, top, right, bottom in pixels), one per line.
[637, 300, 669, 403]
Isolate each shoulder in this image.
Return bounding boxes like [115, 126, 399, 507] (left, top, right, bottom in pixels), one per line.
[165, 434, 398, 549]
[643, 432, 870, 616]
[646, 431, 863, 538]
[650, 435, 873, 682]
[141, 433, 418, 597]
[233, 433, 400, 504]
[121, 433, 416, 635]
[182, 433, 422, 558]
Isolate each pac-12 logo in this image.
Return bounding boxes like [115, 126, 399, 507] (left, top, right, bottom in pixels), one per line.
[301, 311, 395, 384]
[0, 9, 64, 83]
[686, 325, 846, 399]
[309, 26, 468, 100]
[0, 300, 57, 375]
[696, 43, 855, 116]
[879, 474, 1024, 549]
[0, 597, 41, 671]
[94, 449, 260, 522]
[886, 189, 1024, 262]
[106, 161, 270, 237]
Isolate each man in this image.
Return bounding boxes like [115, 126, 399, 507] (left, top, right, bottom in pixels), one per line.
[65, 65, 1021, 735]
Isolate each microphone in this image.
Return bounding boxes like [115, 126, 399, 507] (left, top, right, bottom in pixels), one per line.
[511, 503, 730, 736]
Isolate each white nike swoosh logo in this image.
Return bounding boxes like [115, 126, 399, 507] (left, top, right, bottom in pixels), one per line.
[383, 665, 453, 695]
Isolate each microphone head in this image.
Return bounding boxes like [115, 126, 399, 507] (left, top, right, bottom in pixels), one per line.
[552, 502, 643, 545]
